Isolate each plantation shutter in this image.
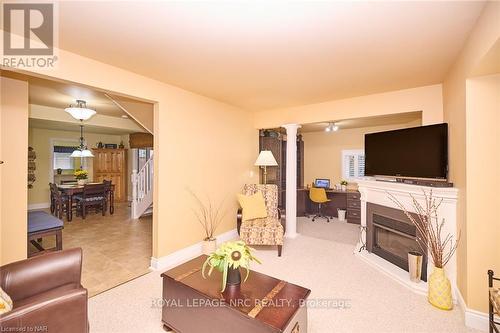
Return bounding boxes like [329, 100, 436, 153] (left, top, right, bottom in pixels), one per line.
[342, 150, 365, 179]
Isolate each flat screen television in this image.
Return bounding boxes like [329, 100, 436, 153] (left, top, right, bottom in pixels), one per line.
[364, 123, 448, 180]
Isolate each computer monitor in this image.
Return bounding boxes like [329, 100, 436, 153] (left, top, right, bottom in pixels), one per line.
[314, 179, 330, 189]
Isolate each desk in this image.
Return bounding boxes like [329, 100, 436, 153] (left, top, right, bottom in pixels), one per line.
[58, 183, 115, 221]
[297, 188, 361, 224]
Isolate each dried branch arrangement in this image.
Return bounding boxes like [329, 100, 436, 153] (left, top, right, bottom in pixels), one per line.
[188, 190, 227, 241]
[388, 190, 460, 268]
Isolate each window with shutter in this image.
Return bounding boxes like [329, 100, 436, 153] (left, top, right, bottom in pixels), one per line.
[342, 149, 365, 180]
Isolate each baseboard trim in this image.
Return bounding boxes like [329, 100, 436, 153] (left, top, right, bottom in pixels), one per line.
[457, 288, 489, 332]
[28, 202, 50, 210]
[150, 229, 239, 271]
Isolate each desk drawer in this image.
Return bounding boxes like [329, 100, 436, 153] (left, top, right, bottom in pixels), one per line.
[347, 200, 360, 209]
[347, 209, 361, 219]
[347, 192, 360, 200]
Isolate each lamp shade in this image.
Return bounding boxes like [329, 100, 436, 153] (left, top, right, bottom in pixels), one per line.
[65, 107, 96, 121]
[70, 149, 94, 158]
[70, 150, 82, 158]
[81, 149, 94, 157]
[255, 150, 278, 166]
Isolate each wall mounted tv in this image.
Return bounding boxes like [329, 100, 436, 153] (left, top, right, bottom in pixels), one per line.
[364, 123, 448, 180]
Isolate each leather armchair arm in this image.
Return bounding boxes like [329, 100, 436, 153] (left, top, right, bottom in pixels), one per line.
[0, 287, 88, 333]
[278, 208, 286, 233]
[0, 248, 83, 303]
[237, 208, 243, 235]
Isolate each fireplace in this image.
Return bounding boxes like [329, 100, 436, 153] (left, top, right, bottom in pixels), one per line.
[366, 203, 427, 282]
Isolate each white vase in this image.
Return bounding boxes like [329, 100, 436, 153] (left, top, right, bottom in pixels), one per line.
[202, 239, 217, 255]
[341, 184, 347, 191]
[77, 179, 86, 186]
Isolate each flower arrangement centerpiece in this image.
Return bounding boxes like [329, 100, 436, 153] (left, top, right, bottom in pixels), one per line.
[389, 190, 460, 310]
[74, 169, 88, 185]
[202, 241, 261, 292]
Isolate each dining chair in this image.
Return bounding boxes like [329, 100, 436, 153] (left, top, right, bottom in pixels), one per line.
[49, 183, 67, 219]
[74, 184, 107, 219]
[102, 180, 112, 213]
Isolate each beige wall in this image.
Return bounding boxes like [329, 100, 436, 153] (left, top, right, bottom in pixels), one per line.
[302, 120, 421, 186]
[442, 1, 500, 313]
[3, 47, 258, 261]
[465, 74, 500, 312]
[27, 127, 129, 206]
[1, 77, 29, 265]
[254, 84, 443, 129]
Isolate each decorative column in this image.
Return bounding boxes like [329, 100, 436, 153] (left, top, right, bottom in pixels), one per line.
[282, 124, 301, 238]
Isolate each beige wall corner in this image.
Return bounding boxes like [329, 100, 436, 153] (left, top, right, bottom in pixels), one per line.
[443, 0, 500, 313]
[253, 84, 443, 129]
[1, 77, 29, 265]
[465, 74, 500, 313]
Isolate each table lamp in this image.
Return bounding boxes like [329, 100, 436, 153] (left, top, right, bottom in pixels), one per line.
[255, 150, 278, 184]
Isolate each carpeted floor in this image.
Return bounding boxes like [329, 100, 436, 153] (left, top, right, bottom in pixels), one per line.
[89, 217, 477, 333]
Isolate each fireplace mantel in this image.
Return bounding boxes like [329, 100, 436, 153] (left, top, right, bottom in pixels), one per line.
[354, 177, 459, 299]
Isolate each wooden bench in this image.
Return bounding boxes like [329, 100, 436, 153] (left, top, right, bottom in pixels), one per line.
[28, 211, 63, 257]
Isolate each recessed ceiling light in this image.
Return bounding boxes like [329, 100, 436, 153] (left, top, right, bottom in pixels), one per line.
[121, 114, 129, 119]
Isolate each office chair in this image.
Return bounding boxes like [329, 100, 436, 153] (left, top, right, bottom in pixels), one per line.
[309, 187, 331, 222]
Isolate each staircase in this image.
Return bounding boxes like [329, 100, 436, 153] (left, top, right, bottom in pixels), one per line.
[131, 156, 153, 219]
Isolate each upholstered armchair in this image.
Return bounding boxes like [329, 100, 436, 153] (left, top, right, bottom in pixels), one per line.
[237, 184, 285, 256]
[0, 248, 88, 332]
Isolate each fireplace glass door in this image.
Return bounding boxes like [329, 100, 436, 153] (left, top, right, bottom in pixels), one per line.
[371, 214, 427, 281]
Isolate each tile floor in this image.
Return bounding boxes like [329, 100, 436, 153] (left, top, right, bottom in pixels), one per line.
[29, 203, 152, 297]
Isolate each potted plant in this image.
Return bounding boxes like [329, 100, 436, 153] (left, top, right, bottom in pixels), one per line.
[74, 169, 88, 186]
[340, 180, 348, 191]
[189, 190, 226, 254]
[389, 190, 460, 310]
[202, 240, 261, 292]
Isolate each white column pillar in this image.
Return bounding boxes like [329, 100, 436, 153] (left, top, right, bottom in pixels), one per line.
[282, 124, 301, 238]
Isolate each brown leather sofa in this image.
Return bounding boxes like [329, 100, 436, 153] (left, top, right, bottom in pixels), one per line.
[0, 248, 88, 332]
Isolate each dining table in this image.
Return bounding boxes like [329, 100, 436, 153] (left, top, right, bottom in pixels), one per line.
[57, 183, 115, 221]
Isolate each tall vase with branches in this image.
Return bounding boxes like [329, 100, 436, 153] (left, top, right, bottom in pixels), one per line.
[389, 190, 460, 310]
[188, 190, 226, 255]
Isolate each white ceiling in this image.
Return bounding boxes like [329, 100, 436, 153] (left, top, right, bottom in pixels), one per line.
[57, 1, 486, 110]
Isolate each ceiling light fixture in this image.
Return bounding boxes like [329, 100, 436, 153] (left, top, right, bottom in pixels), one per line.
[325, 122, 339, 132]
[70, 122, 94, 159]
[65, 99, 97, 121]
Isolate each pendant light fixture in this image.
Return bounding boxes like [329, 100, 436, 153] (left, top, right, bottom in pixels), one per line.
[70, 121, 94, 158]
[65, 100, 96, 121]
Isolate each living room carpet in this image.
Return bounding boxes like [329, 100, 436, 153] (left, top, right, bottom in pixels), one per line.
[88, 221, 478, 332]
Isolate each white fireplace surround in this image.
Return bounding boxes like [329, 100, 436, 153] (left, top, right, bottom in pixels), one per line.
[354, 177, 459, 301]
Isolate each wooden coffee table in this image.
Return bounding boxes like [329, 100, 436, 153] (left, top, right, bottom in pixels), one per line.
[161, 255, 311, 333]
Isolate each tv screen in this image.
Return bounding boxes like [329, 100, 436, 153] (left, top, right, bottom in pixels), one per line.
[364, 123, 448, 180]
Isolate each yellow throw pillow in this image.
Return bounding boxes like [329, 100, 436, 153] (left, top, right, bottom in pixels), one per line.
[237, 191, 268, 222]
[0, 287, 13, 314]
